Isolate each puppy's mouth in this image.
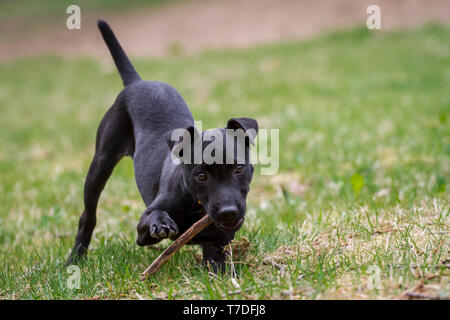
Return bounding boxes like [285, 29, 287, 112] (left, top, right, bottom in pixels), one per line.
[217, 217, 244, 232]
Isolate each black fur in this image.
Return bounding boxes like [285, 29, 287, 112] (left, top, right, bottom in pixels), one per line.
[67, 20, 258, 273]
[97, 20, 141, 86]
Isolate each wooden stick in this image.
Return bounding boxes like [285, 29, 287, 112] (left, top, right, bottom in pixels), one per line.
[140, 214, 213, 281]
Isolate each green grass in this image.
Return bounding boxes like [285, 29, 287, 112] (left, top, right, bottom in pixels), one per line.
[0, 24, 449, 299]
[0, 0, 179, 42]
[0, 0, 175, 20]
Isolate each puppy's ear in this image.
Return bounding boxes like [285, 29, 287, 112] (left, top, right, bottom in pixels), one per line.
[226, 117, 258, 145]
[164, 130, 179, 152]
[164, 126, 200, 159]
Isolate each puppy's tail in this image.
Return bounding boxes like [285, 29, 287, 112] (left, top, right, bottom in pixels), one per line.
[97, 20, 141, 87]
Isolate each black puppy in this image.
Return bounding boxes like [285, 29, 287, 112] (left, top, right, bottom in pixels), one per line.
[67, 20, 258, 273]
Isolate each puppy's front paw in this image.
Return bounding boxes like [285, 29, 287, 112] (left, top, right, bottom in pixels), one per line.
[149, 213, 178, 240]
[202, 243, 227, 274]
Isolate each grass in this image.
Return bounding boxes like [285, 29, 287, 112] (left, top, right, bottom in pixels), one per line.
[0, 0, 179, 42]
[0, 24, 449, 299]
[0, 0, 175, 20]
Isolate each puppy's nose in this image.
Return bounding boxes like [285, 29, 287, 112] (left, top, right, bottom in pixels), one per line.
[217, 205, 238, 220]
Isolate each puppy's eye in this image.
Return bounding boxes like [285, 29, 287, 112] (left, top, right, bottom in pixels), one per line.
[195, 172, 207, 182]
[234, 164, 245, 174]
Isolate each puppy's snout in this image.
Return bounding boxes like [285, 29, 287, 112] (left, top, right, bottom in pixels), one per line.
[217, 205, 239, 221]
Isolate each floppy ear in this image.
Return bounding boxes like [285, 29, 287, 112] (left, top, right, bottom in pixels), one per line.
[164, 126, 200, 158]
[226, 117, 258, 145]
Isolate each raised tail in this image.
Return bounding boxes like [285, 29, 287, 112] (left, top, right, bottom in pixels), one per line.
[97, 20, 141, 86]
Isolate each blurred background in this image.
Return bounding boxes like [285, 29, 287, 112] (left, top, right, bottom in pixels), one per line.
[0, 0, 448, 299]
[1, 0, 449, 59]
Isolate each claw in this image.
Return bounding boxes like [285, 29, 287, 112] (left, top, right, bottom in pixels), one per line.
[158, 229, 167, 238]
[150, 225, 158, 238]
[147, 215, 178, 240]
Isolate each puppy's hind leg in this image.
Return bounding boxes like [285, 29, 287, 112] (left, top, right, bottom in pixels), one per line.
[67, 106, 134, 265]
[67, 154, 119, 265]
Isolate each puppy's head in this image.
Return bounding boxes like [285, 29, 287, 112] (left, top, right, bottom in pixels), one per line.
[165, 118, 258, 233]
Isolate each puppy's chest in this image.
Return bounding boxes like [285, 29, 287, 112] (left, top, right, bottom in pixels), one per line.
[171, 204, 206, 233]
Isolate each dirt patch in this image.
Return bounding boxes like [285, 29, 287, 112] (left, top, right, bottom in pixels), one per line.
[1, 0, 449, 61]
